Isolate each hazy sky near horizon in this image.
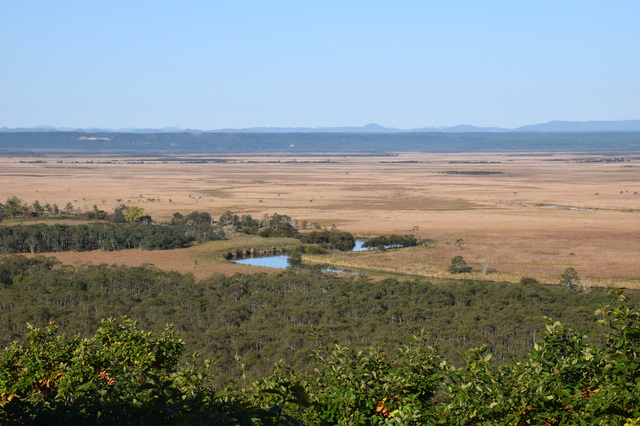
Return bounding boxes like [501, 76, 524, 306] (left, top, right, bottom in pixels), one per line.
[1, 1, 639, 130]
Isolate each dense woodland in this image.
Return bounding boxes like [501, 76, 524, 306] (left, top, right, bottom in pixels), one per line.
[0, 197, 227, 254]
[1, 256, 640, 424]
[0, 222, 225, 254]
[1, 255, 635, 385]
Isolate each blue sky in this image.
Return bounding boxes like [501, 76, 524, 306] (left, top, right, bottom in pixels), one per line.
[1, 1, 638, 129]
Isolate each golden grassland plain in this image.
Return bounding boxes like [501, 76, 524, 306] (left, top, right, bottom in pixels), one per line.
[1, 152, 639, 288]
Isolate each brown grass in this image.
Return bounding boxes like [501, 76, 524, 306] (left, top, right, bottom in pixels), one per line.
[2, 152, 640, 288]
[29, 235, 300, 281]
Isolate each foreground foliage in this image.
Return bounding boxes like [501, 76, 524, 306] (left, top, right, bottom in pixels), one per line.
[438, 292, 640, 425]
[1, 293, 639, 424]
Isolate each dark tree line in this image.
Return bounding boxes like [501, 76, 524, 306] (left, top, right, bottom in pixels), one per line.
[0, 222, 224, 254]
[298, 230, 355, 251]
[2, 196, 360, 256]
[230, 212, 299, 238]
[362, 234, 418, 249]
[0, 196, 112, 222]
[0, 203, 359, 256]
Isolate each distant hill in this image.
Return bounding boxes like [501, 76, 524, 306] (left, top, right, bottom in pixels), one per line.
[415, 125, 509, 133]
[214, 123, 405, 133]
[2, 119, 640, 134]
[514, 120, 640, 132]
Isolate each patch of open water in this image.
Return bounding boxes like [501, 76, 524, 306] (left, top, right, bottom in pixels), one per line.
[233, 241, 369, 272]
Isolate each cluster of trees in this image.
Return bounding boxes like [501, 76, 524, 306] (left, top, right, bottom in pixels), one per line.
[298, 230, 356, 251]
[0, 222, 225, 254]
[0, 196, 151, 223]
[221, 211, 300, 238]
[220, 211, 356, 247]
[1, 290, 639, 424]
[170, 210, 213, 225]
[1, 196, 330, 254]
[2, 197, 359, 257]
[0, 196, 74, 221]
[362, 234, 418, 250]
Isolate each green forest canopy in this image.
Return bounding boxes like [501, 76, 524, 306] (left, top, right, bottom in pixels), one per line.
[0, 255, 634, 386]
[1, 261, 639, 424]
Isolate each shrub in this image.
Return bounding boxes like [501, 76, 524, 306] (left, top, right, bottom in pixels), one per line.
[520, 276, 540, 285]
[448, 256, 472, 274]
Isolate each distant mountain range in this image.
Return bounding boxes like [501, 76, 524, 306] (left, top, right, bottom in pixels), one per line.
[2, 120, 640, 134]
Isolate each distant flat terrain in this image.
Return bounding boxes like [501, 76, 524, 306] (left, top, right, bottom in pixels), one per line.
[1, 152, 640, 287]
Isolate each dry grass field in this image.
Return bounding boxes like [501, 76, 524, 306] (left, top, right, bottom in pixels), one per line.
[1, 152, 639, 288]
[37, 236, 301, 281]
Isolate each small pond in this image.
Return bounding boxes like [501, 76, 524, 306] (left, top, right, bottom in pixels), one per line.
[233, 240, 369, 272]
[234, 254, 291, 269]
[352, 240, 368, 252]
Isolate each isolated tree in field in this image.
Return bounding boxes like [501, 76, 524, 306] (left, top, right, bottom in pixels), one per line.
[448, 256, 471, 274]
[455, 238, 464, 250]
[560, 267, 580, 290]
[482, 259, 489, 275]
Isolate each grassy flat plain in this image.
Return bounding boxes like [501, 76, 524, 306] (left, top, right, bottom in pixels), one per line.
[1, 152, 639, 288]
